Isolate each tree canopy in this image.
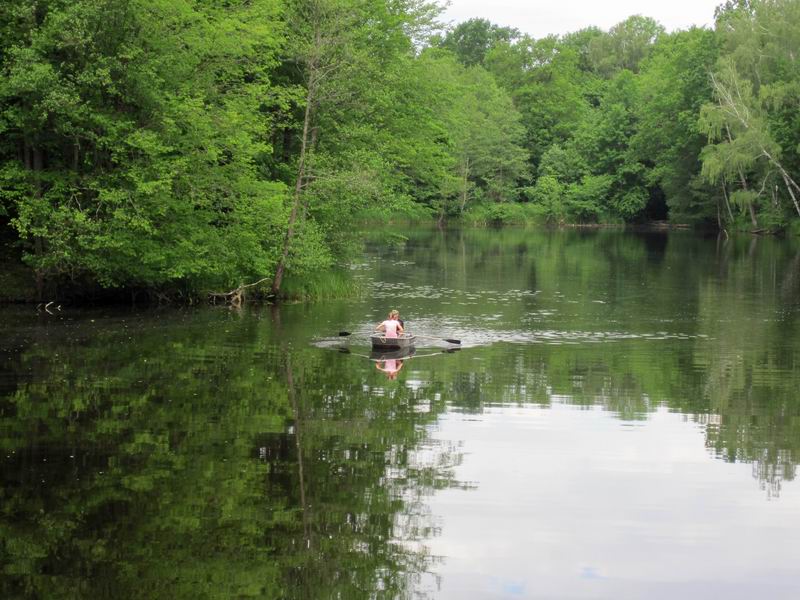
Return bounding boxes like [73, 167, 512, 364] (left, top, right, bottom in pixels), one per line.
[2, 1, 800, 300]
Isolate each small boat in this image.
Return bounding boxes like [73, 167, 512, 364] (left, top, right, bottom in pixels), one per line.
[370, 332, 416, 350]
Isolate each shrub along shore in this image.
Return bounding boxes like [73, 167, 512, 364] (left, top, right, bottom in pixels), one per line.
[2, 1, 799, 304]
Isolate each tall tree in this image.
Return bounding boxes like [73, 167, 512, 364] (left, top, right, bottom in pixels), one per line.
[588, 15, 665, 77]
[270, 0, 440, 295]
[437, 17, 520, 67]
[699, 60, 800, 225]
[487, 36, 593, 172]
[633, 27, 719, 224]
[0, 0, 287, 296]
[699, 0, 800, 230]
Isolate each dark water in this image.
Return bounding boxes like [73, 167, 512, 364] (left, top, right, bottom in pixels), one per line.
[2, 228, 800, 599]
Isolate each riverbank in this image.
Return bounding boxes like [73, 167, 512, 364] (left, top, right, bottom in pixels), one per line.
[0, 252, 361, 307]
[3, 220, 794, 306]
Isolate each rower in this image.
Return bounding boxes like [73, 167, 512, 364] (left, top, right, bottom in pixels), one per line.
[375, 309, 404, 339]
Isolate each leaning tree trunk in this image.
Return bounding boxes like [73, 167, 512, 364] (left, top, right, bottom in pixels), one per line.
[760, 149, 800, 218]
[28, 142, 46, 301]
[459, 158, 470, 213]
[271, 79, 315, 298]
[721, 184, 734, 223]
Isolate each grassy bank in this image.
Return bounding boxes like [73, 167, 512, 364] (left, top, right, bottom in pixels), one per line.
[277, 269, 363, 302]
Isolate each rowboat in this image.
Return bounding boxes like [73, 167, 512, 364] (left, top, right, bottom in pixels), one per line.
[370, 333, 416, 350]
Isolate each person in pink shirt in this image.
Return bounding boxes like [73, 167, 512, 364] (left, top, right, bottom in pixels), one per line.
[375, 309, 404, 338]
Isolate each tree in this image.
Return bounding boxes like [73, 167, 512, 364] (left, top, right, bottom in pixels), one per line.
[407, 51, 528, 223]
[450, 65, 529, 208]
[488, 37, 593, 172]
[699, 60, 800, 226]
[588, 15, 665, 77]
[633, 27, 719, 224]
[0, 0, 287, 298]
[270, 0, 441, 295]
[696, 0, 800, 231]
[437, 18, 520, 67]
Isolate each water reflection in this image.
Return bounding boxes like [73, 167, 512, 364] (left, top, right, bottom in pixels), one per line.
[419, 404, 800, 600]
[363, 228, 800, 498]
[374, 357, 408, 380]
[0, 308, 463, 599]
[2, 227, 800, 598]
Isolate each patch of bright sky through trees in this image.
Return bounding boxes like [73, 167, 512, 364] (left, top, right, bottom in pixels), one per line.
[442, 0, 724, 38]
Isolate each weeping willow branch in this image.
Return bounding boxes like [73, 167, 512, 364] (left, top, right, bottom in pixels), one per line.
[704, 65, 800, 220]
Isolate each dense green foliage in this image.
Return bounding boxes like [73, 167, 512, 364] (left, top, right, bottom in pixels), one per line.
[0, 0, 528, 299]
[448, 2, 800, 231]
[2, 1, 800, 298]
[1, 0, 289, 298]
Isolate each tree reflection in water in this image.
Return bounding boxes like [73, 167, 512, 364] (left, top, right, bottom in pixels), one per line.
[0, 309, 464, 599]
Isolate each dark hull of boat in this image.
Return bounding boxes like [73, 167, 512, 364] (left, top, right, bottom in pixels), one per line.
[370, 333, 416, 350]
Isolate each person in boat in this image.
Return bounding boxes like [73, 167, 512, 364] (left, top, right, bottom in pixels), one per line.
[375, 309, 404, 338]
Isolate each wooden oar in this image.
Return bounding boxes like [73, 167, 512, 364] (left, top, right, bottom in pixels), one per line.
[338, 331, 460, 345]
[408, 334, 461, 345]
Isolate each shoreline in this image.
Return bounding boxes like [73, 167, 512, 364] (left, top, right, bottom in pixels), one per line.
[1, 223, 793, 306]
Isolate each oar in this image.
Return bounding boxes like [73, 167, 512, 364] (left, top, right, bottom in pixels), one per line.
[411, 334, 461, 345]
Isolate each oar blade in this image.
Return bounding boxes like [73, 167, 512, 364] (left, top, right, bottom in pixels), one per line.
[443, 338, 461, 345]
[338, 331, 352, 336]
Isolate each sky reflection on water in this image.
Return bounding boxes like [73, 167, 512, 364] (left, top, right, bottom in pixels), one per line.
[418, 403, 800, 600]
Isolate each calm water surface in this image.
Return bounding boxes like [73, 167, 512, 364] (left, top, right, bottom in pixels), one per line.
[2, 228, 800, 599]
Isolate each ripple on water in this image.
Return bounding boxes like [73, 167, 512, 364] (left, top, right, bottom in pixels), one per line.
[313, 322, 707, 351]
[369, 282, 541, 304]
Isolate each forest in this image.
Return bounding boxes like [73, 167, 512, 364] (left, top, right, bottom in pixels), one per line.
[1, 0, 799, 299]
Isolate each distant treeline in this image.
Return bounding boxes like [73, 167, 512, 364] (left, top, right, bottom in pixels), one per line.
[1, 0, 799, 298]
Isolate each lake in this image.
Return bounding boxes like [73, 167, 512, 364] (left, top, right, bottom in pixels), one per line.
[2, 227, 800, 599]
